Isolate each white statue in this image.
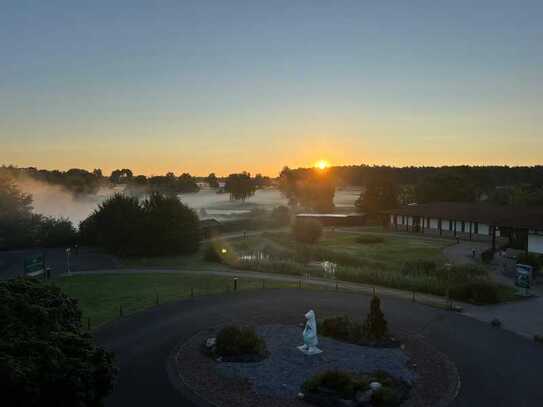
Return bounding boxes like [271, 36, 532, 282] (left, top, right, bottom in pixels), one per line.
[297, 310, 322, 355]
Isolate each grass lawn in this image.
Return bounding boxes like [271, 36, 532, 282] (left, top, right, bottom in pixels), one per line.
[53, 273, 299, 329]
[318, 231, 451, 271]
[248, 230, 452, 272]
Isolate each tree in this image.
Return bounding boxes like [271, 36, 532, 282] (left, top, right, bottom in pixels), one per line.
[225, 172, 256, 202]
[292, 218, 323, 244]
[0, 278, 116, 406]
[355, 176, 399, 216]
[254, 173, 271, 189]
[279, 167, 335, 211]
[362, 295, 388, 341]
[80, 193, 201, 257]
[109, 168, 133, 184]
[35, 216, 77, 247]
[415, 173, 477, 203]
[206, 173, 219, 188]
[141, 193, 201, 255]
[80, 193, 144, 256]
[0, 175, 35, 249]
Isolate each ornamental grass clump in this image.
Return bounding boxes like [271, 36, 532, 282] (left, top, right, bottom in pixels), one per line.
[363, 295, 388, 342]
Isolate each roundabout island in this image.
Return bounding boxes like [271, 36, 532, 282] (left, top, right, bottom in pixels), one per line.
[95, 289, 543, 407]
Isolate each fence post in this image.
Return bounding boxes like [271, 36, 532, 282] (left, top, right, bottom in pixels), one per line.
[372, 287, 376, 297]
[119, 305, 123, 317]
[233, 277, 238, 292]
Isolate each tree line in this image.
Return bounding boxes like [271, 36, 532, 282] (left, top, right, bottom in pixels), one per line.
[0, 176, 77, 250]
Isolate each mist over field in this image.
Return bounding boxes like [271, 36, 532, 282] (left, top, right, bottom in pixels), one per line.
[13, 177, 362, 225]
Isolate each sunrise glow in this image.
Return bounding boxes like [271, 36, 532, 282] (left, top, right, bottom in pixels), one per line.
[315, 160, 330, 170]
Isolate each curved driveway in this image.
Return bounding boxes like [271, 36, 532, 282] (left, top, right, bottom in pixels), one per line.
[96, 289, 543, 407]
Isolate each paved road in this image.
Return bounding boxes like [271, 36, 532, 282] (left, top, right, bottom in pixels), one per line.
[95, 289, 543, 407]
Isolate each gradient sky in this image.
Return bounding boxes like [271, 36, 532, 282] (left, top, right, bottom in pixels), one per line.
[1, 1, 542, 176]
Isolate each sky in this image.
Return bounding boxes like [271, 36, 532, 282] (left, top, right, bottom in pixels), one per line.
[1, 1, 542, 176]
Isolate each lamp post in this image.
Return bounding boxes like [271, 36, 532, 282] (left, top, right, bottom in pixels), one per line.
[444, 263, 452, 310]
[65, 248, 71, 275]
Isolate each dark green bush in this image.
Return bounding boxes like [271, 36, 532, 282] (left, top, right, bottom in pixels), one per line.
[302, 370, 409, 406]
[0, 278, 116, 406]
[203, 243, 223, 263]
[517, 252, 542, 272]
[302, 370, 368, 399]
[481, 248, 494, 264]
[450, 281, 500, 304]
[356, 234, 385, 244]
[292, 218, 323, 244]
[372, 386, 399, 406]
[215, 326, 266, 358]
[319, 315, 363, 343]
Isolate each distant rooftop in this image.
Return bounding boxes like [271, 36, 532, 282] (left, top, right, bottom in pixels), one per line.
[296, 213, 365, 218]
[383, 202, 543, 229]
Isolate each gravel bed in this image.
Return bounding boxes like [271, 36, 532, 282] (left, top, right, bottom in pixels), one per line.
[216, 325, 415, 398]
[174, 324, 459, 407]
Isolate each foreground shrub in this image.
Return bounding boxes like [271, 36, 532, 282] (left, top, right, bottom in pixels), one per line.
[319, 315, 363, 344]
[319, 297, 395, 347]
[303, 370, 367, 399]
[302, 370, 409, 407]
[449, 281, 501, 304]
[356, 234, 385, 244]
[215, 326, 267, 360]
[292, 218, 323, 244]
[0, 278, 116, 407]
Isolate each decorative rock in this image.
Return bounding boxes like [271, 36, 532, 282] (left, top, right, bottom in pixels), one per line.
[205, 337, 216, 348]
[369, 381, 382, 391]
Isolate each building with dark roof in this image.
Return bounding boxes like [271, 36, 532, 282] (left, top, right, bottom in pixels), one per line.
[296, 213, 366, 226]
[382, 202, 543, 254]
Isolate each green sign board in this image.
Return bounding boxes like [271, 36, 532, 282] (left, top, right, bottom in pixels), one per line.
[516, 273, 530, 289]
[24, 254, 45, 275]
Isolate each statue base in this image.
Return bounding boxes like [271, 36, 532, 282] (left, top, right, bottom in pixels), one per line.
[297, 345, 322, 355]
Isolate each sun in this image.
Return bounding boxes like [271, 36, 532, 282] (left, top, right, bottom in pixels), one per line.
[315, 160, 330, 170]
